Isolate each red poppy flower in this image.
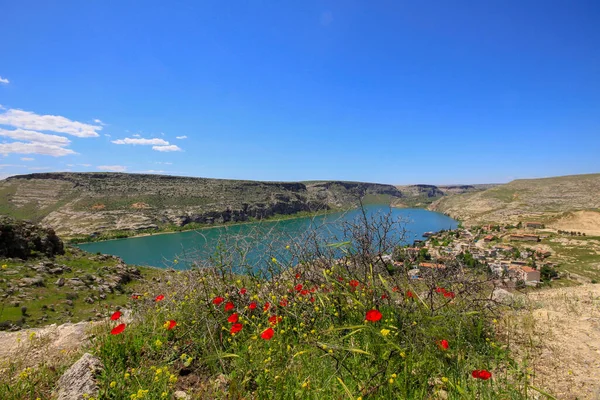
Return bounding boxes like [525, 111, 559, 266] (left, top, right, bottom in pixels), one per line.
[435, 287, 444, 293]
[310, 287, 317, 293]
[279, 299, 288, 307]
[230, 323, 243, 334]
[110, 311, 122, 321]
[263, 302, 271, 312]
[300, 289, 309, 296]
[337, 277, 344, 282]
[111, 323, 126, 335]
[438, 339, 449, 350]
[165, 320, 177, 330]
[295, 284, 303, 292]
[349, 280, 359, 288]
[155, 294, 165, 302]
[381, 294, 389, 299]
[392, 286, 399, 292]
[261, 327, 274, 340]
[249, 301, 257, 310]
[365, 309, 382, 322]
[478, 370, 492, 380]
[240, 288, 247, 295]
[228, 313, 239, 323]
[213, 296, 225, 305]
[224, 302, 235, 312]
[310, 297, 315, 303]
[131, 294, 140, 300]
[268, 315, 282, 325]
[295, 273, 301, 279]
[444, 291, 455, 299]
[472, 370, 492, 380]
[406, 290, 414, 298]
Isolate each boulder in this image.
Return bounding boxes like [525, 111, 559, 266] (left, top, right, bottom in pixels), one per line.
[19, 276, 45, 287]
[491, 288, 515, 304]
[55, 353, 103, 400]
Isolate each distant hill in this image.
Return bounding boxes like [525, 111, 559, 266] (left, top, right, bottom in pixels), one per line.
[430, 173, 600, 232]
[0, 173, 403, 236]
[393, 183, 497, 208]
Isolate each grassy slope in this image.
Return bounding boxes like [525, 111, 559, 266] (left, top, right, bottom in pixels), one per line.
[430, 173, 600, 224]
[0, 248, 162, 329]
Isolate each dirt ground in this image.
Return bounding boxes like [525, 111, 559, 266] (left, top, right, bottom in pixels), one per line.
[549, 211, 600, 236]
[502, 284, 600, 399]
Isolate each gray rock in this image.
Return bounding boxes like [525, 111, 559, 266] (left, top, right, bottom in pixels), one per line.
[55, 353, 103, 400]
[56, 277, 65, 287]
[491, 288, 515, 304]
[84, 297, 94, 304]
[19, 276, 45, 287]
[174, 391, 189, 399]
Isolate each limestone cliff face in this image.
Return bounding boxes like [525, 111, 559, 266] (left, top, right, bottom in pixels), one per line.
[0, 173, 403, 235]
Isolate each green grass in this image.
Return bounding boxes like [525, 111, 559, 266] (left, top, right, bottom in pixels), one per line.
[82, 264, 538, 399]
[0, 248, 161, 329]
[542, 236, 600, 281]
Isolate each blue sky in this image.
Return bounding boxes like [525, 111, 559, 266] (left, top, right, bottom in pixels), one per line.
[1, 1, 599, 185]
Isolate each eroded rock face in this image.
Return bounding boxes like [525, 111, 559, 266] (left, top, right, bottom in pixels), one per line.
[55, 352, 103, 400]
[0, 173, 405, 235]
[0, 216, 64, 259]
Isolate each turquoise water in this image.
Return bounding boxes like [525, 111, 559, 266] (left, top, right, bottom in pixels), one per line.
[77, 206, 457, 269]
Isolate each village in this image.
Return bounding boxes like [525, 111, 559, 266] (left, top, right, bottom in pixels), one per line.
[394, 221, 562, 287]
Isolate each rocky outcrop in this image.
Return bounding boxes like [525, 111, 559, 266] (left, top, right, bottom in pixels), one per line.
[55, 353, 103, 400]
[0, 215, 64, 259]
[0, 173, 404, 235]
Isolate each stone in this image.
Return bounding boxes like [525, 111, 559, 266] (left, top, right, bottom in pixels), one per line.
[19, 276, 45, 287]
[491, 288, 515, 304]
[54, 353, 103, 400]
[174, 391, 189, 399]
[56, 277, 65, 287]
[84, 297, 94, 304]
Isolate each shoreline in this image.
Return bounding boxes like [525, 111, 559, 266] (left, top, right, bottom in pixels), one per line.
[72, 207, 349, 245]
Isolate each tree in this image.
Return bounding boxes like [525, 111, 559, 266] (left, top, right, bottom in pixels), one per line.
[540, 265, 558, 281]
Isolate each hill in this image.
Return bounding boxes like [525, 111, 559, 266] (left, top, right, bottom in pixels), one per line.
[430, 173, 600, 232]
[393, 183, 497, 208]
[0, 173, 403, 237]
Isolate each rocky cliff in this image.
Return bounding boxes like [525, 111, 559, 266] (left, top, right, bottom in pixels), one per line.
[0, 173, 403, 236]
[0, 216, 64, 259]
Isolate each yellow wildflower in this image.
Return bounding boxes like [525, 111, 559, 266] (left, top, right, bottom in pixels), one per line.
[380, 328, 391, 336]
[110, 381, 117, 388]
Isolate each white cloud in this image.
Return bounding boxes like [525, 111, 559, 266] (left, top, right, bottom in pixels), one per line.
[175, 135, 187, 140]
[132, 133, 141, 138]
[28, 166, 50, 171]
[0, 109, 101, 137]
[20, 157, 35, 161]
[155, 161, 173, 165]
[112, 137, 170, 146]
[137, 169, 165, 174]
[97, 165, 127, 172]
[79, 163, 91, 167]
[93, 119, 106, 126]
[0, 76, 9, 84]
[153, 144, 182, 152]
[0, 142, 77, 157]
[0, 164, 25, 168]
[104, 134, 111, 137]
[0, 128, 70, 147]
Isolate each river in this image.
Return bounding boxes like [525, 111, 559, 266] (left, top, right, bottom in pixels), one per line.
[77, 206, 457, 269]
